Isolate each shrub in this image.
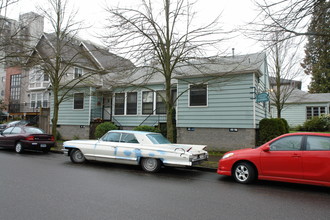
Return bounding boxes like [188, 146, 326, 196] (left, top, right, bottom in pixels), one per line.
[133, 125, 160, 133]
[95, 122, 118, 138]
[258, 118, 287, 144]
[302, 116, 329, 132]
[280, 118, 290, 133]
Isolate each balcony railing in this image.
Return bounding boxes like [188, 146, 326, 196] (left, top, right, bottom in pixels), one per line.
[8, 102, 50, 113]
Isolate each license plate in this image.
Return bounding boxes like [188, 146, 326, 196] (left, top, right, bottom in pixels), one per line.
[41, 144, 47, 148]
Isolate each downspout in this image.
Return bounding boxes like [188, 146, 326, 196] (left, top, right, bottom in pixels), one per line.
[253, 74, 256, 129]
[88, 87, 92, 124]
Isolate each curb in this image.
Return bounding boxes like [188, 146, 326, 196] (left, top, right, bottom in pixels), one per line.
[192, 166, 217, 173]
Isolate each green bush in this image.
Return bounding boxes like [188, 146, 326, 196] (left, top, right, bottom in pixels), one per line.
[95, 122, 118, 138]
[302, 116, 329, 131]
[280, 118, 290, 133]
[133, 125, 160, 133]
[258, 118, 287, 144]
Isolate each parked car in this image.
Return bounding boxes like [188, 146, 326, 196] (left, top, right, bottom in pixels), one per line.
[0, 123, 7, 133]
[63, 130, 208, 172]
[0, 126, 55, 153]
[0, 120, 33, 133]
[217, 133, 330, 187]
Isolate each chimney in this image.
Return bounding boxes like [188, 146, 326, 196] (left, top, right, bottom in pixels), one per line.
[232, 48, 235, 57]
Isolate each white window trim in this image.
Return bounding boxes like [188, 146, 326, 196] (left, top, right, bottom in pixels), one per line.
[73, 92, 84, 110]
[74, 67, 83, 79]
[141, 90, 157, 115]
[113, 92, 138, 116]
[29, 92, 49, 108]
[188, 83, 208, 107]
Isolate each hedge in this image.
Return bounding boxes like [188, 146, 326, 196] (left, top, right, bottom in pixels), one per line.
[94, 122, 118, 138]
[258, 118, 289, 144]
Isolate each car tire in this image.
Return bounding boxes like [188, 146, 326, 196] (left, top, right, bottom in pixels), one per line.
[141, 158, 162, 173]
[15, 142, 24, 154]
[42, 148, 50, 154]
[70, 149, 86, 163]
[233, 162, 256, 184]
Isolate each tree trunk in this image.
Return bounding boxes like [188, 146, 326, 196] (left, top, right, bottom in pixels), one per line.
[51, 89, 59, 141]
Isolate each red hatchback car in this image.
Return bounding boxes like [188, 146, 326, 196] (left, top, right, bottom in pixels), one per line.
[217, 133, 330, 187]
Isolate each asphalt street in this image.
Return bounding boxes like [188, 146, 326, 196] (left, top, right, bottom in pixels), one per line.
[0, 148, 329, 220]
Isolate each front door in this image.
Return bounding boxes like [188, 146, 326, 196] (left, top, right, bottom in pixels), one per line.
[94, 132, 120, 162]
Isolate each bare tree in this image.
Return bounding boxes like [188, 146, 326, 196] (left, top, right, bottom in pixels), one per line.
[253, 0, 330, 39]
[29, 0, 100, 138]
[102, 0, 225, 142]
[268, 32, 304, 118]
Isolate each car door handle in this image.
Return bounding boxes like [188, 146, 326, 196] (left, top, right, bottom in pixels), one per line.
[291, 154, 301, 158]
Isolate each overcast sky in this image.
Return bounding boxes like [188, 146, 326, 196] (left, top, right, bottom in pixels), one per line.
[6, 0, 310, 89]
[7, 0, 261, 54]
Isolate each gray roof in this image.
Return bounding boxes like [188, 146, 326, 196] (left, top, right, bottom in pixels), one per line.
[174, 52, 266, 78]
[36, 33, 134, 71]
[104, 52, 267, 87]
[285, 89, 330, 103]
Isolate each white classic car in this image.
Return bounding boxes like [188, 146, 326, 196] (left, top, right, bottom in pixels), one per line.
[63, 130, 208, 172]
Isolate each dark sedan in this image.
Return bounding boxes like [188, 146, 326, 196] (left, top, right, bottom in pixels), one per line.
[0, 126, 55, 153]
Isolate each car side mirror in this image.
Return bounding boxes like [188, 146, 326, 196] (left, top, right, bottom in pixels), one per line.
[263, 146, 270, 152]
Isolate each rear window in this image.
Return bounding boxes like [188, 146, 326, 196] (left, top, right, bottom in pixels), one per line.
[147, 134, 171, 144]
[24, 127, 45, 134]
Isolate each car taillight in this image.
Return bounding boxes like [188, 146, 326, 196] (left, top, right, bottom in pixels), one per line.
[50, 136, 55, 142]
[25, 136, 35, 141]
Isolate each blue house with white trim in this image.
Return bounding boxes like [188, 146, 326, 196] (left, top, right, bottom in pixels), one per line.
[53, 52, 269, 150]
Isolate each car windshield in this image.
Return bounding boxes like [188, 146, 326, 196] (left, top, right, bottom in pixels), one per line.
[24, 127, 45, 134]
[146, 134, 171, 144]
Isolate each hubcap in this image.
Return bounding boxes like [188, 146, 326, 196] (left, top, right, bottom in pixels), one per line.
[16, 144, 21, 152]
[235, 165, 249, 182]
[144, 159, 157, 171]
[74, 151, 84, 162]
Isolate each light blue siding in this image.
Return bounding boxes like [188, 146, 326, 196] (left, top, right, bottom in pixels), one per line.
[51, 87, 96, 126]
[177, 74, 259, 128]
[112, 85, 166, 127]
[273, 103, 330, 127]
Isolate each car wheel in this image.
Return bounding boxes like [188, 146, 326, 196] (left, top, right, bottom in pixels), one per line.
[70, 149, 86, 163]
[141, 158, 161, 173]
[15, 142, 24, 154]
[233, 162, 256, 184]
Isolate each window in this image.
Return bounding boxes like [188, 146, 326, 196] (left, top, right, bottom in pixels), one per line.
[156, 91, 166, 114]
[306, 106, 326, 119]
[142, 91, 154, 114]
[306, 136, 330, 151]
[115, 93, 125, 115]
[126, 92, 137, 115]
[44, 74, 49, 81]
[10, 74, 21, 101]
[29, 67, 46, 88]
[74, 93, 84, 109]
[102, 132, 121, 142]
[270, 136, 303, 151]
[30, 93, 49, 108]
[120, 133, 139, 143]
[189, 84, 207, 106]
[74, 67, 83, 78]
[147, 134, 171, 144]
[31, 93, 36, 108]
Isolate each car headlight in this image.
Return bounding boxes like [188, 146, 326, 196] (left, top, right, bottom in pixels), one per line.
[222, 152, 234, 159]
